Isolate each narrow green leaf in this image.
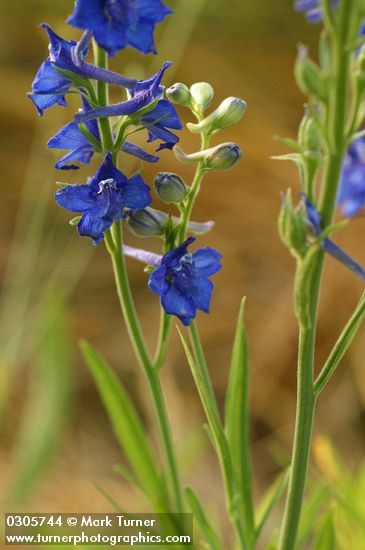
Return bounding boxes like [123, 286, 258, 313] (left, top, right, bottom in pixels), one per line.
[296, 483, 328, 549]
[93, 483, 123, 512]
[80, 340, 167, 512]
[185, 486, 222, 550]
[314, 510, 336, 550]
[113, 463, 142, 491]
[177, 326, 250, 550]
[177, 327, 223, 449]
[314, 291, 365, 395]
[224, 298, 254, 535]
[8, 295, 73, 504]
[254, 469, 289, 543]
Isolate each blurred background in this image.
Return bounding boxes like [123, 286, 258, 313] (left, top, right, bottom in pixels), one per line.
[1, 0, 365, 546]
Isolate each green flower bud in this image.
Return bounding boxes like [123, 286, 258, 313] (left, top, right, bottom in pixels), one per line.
[295, 44, 327, 101]
[190, 82, 214, 112]
[154, 172, 189, 203]
[166, 83, 192, 106]
[126, 207, 168, 237]
[187, 97, 247, 135]
[298, 109, 322, 153]
[203, 142, 242, 170]
[278, 190, 308, 258]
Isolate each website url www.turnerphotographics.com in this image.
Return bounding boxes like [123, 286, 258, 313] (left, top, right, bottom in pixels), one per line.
[4, 513, 193, 546]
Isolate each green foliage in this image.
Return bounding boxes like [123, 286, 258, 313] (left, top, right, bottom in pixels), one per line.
[80, 341, 169, 512]
[224, 298, 254, 537]
[185, 486, 222, 550]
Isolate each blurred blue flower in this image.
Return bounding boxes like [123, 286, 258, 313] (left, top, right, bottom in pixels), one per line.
[337, 137, 365, 217]
[75, 61, 171, 124]
[148, 236, 222, 325]
[68, 0, 172, 56]
[54, 152, 151, 244]
[294, 0, 338, 23]
[48, 99, 159, 169]
[304, 196, 365, 280]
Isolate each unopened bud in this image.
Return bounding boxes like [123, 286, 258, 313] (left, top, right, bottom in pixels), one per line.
[166, 83, 191, 106]
[203, 142, 242, 170]
[278, 190, 308, 258]
[295, 44, 327, 101]
[298, 109, 322, 153]
[187, 97, 246, 135]
[190, 82, 215, 112]
[126, 208, 168, 237]
[154, 172, 189, 203]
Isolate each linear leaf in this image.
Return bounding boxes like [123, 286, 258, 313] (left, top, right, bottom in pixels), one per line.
[80, 340, 167, 512]
[314, 291, 365, 395]
[224, 298, 254, 535]
[254, 469, 289, 543]
[314, 510, 336, 550]
[185, 486, 222, 550]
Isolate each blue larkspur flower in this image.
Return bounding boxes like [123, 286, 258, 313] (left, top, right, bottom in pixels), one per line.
[48, 99, 158, 169]
[337, 136, 365, 217]
[29, 24, 137, 116]
[55, 152, 151, 244]
[148, 236, 222, 325]
[68, 0, 172, 56]
[294, 0, 323, 23]
[294, 0, 340, 23]
[139, 99, 182, 151]
[304, 196, 365, 280]
[75, 61, 171, 124]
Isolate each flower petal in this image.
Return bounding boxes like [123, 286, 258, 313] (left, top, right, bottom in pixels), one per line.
[161, 284, 196, 326]
[322, 238, 365, 280]
[55, 184, 95, 212]
[122, 174, 152, 210]
[192, 248, 222, 277]
[122, 141, 159, 163]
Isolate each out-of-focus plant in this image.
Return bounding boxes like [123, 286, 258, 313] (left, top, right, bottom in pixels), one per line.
[27, 0, 365, 549]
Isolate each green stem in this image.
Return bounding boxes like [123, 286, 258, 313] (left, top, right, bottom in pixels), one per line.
[178, 134, 210, 245]
[153, 312, 173, 370]
[278, 2, 353, 548]
[93, 42, 114, 152]
[105, 225, 183, 514]
[92, 42, 183, 514]
[153, 131, 210, 370]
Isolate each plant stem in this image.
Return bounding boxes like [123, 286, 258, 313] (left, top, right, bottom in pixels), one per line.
[105, 226, 184, 513]
[92, 42, 183, 514]
[153, 131, 210, 370]
[278, 2, 353, 548]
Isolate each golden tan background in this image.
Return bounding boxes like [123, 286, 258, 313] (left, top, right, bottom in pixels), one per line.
[0, 0, 364, 542]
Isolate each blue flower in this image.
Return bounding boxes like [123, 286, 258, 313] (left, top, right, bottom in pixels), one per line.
[140, 99, 182, 151]
[48, 99, 159, 169]
[148, 237, 222, 325]
[75, 61, 171, 124]
[54, 152, 151, 244]
[29, 24, 137, 115]
[294, 0, 338, 23]
[68, 0, 172, 56]
[304, 196, 365, 280]
[294, 0, 323, 22]
[337, 137, 365, 217]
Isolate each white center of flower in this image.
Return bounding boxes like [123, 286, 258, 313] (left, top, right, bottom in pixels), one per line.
[97, 178, 117, 193]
